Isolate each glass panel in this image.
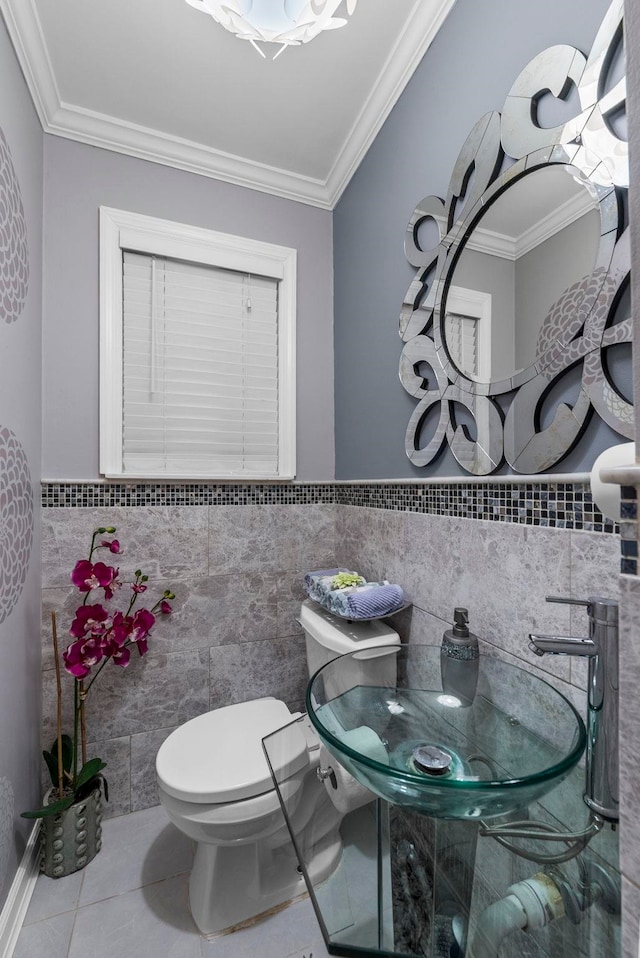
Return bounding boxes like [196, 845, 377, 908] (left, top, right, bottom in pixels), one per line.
[263, 715, 390, 956]
[263, 717, 620, 958]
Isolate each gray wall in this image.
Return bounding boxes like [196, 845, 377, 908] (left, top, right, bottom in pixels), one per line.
[515, 210, 602, 369]
[0, 15, 42, 911]
[333, 0, 624, 479]
[42, 137, 335, 481]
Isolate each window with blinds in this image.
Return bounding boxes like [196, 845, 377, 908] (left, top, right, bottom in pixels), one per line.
[445, 312, 479, 376]
[100, 208, 296, 480]
[444, 285, 492, 382]
[123, 253, 279, 477]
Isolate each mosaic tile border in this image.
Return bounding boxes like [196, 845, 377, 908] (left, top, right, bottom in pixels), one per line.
[335, 482, 617, 533]
[41, 482, 336, 508]
[41, 480, 617, 533]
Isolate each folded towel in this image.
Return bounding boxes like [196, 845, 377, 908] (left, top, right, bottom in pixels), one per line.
[304, 569, 405, 619]
[304, 568, 352, 603]
[326, 582, 405, 620]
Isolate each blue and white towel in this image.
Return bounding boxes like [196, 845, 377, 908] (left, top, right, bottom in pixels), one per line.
[304, 569, 352, 604]
[326, 582, 405, 619]
[304, 569, 404, 619]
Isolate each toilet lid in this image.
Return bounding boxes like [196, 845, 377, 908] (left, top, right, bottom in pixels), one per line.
[156, 698, 308, 804]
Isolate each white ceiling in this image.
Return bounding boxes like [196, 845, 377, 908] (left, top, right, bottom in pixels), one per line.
[0, 0, 456, 209]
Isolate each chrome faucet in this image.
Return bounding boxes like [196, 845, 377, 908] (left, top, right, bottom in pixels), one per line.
[529, 595, 619, 823]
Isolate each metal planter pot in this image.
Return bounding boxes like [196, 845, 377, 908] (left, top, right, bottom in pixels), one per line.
[39, 784, 103, 878]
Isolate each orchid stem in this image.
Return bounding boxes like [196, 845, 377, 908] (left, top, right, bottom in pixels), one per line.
[79, 680, 87, 766]
[88, 528, 100, 560]
[83, 655, 110, 697]
[73, 680, 79, 788]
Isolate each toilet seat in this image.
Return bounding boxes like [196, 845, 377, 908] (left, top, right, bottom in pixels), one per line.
[156, 697, 307, 804]
[158, 775, 301, 833]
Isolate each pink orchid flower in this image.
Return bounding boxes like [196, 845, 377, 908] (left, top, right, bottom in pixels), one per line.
[109, 611, 133, 646]
[47, 526, 179, 817]
[111, 646, 131, 668]
[69, 604, 110, 638]
[71, 559, 118, 596]
[134, 636, 148, 656]
[61, 528, 175, 684]
[63, 638, 103, 678]
[101, 632, 131, 668]
[101, 539, 121, 554]
[132, 608, 155, 640]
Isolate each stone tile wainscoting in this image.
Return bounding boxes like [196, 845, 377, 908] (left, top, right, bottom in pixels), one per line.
[41, 487, 338, 818]
[41, 479, 622, 824]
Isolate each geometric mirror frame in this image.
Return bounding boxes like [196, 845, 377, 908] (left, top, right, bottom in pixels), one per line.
[399, 0, 631, 474]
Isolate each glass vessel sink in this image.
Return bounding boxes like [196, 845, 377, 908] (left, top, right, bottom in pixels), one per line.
[306, 645, 586, 820]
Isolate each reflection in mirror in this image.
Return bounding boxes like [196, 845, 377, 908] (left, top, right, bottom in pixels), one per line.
[443, 166, 601, 384]
[399, 0, 630, 474]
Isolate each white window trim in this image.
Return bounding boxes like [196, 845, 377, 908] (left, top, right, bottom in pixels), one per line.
[99, 206, 297, 480]
[445, 284, 493, 453]
[445, 285, 492, 382]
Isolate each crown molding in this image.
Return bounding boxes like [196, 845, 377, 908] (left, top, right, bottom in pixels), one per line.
[0, 0, 455, 210]
[464, 225, 515, 261]
[515, 188, 596, 257]
[47, 100, 334, 208]
[0, 0, 60, 124]
[326, 0, 457, 207]
[456, 188, 597, 261]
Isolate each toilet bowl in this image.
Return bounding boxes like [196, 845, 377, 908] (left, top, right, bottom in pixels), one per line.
[156, 600, 401, 936]
[156, 697, 342, 935]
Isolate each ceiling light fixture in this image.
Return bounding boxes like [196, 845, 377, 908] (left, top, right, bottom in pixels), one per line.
[185, 0, 358, 60]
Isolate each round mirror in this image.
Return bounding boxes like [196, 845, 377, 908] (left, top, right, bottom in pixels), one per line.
[442, 165, 601, 385]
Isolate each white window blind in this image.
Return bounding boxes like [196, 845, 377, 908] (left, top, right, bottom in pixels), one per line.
[121, 252, 280, 477]
[446, 312, 479, 376]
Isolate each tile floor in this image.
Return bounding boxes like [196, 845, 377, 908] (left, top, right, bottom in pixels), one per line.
[14, 805, 330, 958]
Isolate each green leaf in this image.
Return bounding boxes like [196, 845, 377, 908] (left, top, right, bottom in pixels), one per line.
[43, 734, 75, 786]
[42, 750, 59, 788]
[75, 770, 108, 803]
[76, 758, 107, 790]
[62, 734, 74, 772]
[21, 795, 75, 819]
[47, 734, 74, 774]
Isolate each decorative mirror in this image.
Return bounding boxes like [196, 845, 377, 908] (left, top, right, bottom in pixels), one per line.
[399, 0, 630, 475]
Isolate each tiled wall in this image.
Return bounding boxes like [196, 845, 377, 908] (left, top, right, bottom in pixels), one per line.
[335, 499, 620, 706]
[41, 497, 337, 817]
[41, 479, 622, 822]
[335, 490, 623, 958]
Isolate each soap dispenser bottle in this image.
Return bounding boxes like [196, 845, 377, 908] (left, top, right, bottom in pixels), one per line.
[441, 608, 479, 707]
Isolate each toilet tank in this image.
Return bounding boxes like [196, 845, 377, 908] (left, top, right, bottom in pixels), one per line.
[300, 599, 401, 696]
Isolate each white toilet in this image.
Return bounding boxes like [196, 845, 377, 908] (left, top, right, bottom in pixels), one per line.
[156, 598, 401, 936]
